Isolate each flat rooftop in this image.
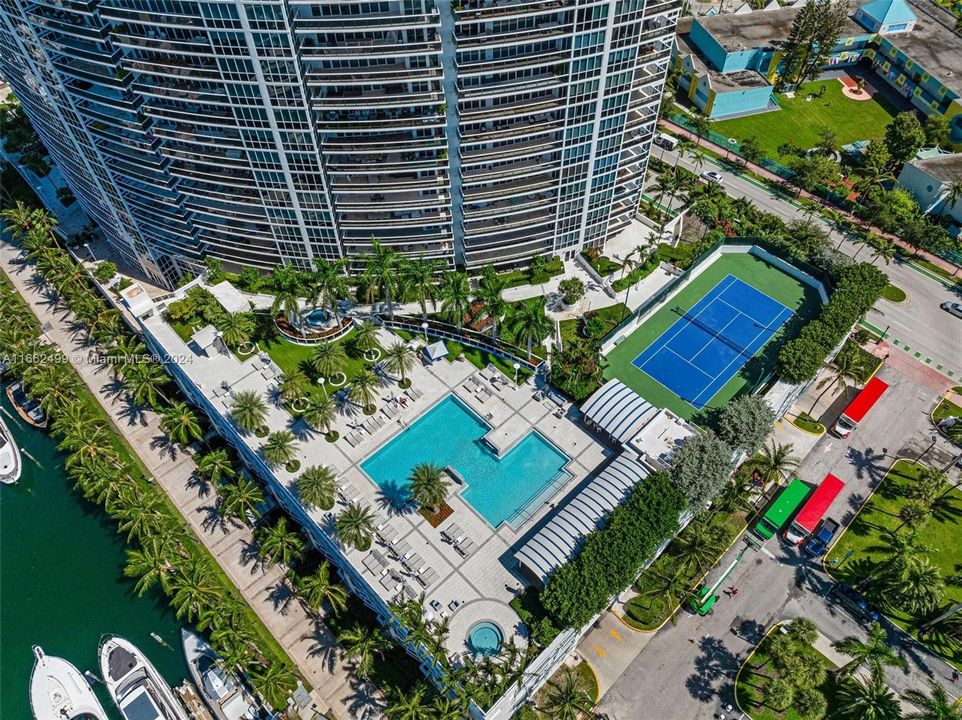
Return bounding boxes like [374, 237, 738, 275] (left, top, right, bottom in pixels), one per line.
[912, 151, 962, 183]
[886, 0, 962, 95]
[675, 24, 771, 90]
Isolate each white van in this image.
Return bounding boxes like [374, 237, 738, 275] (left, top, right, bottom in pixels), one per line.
[653, 133, 678, 151]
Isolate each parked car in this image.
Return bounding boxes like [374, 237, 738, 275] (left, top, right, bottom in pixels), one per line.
[653, 133, 678, 151]
[829, 581, 880, 623]
[803, 518, 840, 557]
[941, 302, 962, 319]
[700, 170, 724, 184]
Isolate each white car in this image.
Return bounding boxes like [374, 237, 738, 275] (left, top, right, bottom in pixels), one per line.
[941, 301, 962, 319]
[700, 170, 724, 184]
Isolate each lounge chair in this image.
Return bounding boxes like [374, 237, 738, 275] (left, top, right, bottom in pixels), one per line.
[419, 567, 440, 588]
[377, 523, 400, 544]
[383, 404, 397, 419]
[445, 523, 465, 544]
[391, 538, 412, 559]
[363, 417, 377, 434]
[457, 537, 477, 558]
[338, 483, 360, 503]
[403, 552, 425, 574]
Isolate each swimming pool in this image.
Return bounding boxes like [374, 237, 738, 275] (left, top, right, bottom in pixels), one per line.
[466, 621, 503, 656]
[360, 395, 570, 527]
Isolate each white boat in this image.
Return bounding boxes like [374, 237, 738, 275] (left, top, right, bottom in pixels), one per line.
[30, 645, 110, 720]
[98, 634, 189, 720]
[0, 414, 22, 484]
[181, 629, 259, 720]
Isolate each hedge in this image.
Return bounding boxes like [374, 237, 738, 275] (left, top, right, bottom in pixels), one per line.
[542, 472, 687, 629]
[776, 262, 887, 384]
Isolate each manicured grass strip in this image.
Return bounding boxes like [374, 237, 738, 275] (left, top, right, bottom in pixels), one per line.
[735, 641, 840, 720]
[881, 284, 906, 302]
[259, 327, 382, 396]
[825, 460, 962, 664]
[713, 79, 901, 160]
[791, 412, 826, 435]
[933, 397, 962, 423]
[604, 253, 822, 419]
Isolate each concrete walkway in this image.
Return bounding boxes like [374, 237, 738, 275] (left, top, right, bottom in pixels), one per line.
[0, 241, 379, 720]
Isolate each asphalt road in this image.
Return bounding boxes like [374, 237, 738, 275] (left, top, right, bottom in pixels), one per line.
[597, 363, 961, 720]
[656, 146, 962, 377]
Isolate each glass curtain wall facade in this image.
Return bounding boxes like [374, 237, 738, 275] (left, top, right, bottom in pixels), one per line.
[0, 0, 679, 286]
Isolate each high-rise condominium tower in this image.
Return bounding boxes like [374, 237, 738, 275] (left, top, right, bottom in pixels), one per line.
[0, 1, 678, 287]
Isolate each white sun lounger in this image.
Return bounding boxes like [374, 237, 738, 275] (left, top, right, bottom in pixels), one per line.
[418, 567, 440, 588]
[455, 537, 477, 558]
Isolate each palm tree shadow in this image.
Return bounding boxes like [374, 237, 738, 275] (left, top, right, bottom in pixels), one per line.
[239, 539, 265, 574]
[373, 489, 412, 517]
[686, 636, 740, 703]
[150, 433, 180, 460]
[288, 417, 317, 442]
[345, 677, 387, 720]
[846, 446, 889, 486]
[186, 471, 211, 498]
[266, 580, 295, 614]
[302, 625, 341, 674]
[199, 504, 229, 536]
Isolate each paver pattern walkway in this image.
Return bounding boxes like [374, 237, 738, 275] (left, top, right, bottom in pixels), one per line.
[0, 240, 378, 720]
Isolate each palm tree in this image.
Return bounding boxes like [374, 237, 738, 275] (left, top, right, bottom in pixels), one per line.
[2, 200, 41, 240]
[298, 560, 348, 615]
[310, 256, 348, 324]
[383, 341, 415, 387]
[278, 370, 310, 404]
[219, 475, 264, 522]
[902, 680, 962, 720]
[400, 257, 441, 321]
[258, 516, 304, 566]
[337, 623, 390, 679]
[384, 684, 432, 720]
[169, 557, 222, 622]
[882, 555, 945, 615]
[834, 667, 901, 720]
[160, 401, 203, 446]
[123, 540, 177, 596]
[262, 430, 298, 468]
[833, 622, 906, 677]
[939, 180, 962, 216]
[349, 369, 379, 412]
[870, 236, 898, 265]
[896, 499, 930, 532]
[430, 696, 465, 720]
[475, 267, 509, 341]
[310, 340, 347, 380]
[269, 265, 304, 322]
[634, 560, 688, 621]
[335, 502, 377, 551]
[809, 349, 862, 415]
[672, 520, 726, 578]
[230, 390, 268, 433]
[361, 239, 398, 319]
[439, 270, 471, 331]
[351, 320, 379, 356]
[251, 661, 299, 707]
[196, 449, 235, 484]
[114, 487, 168, 541]
[507, 299, 552, 358]
[539, 665, 594, 720]
[408, 463, 450, 513]
[758, 440, 800, 485]
[297, 465, 338, 510]
[302, 393, 336, 435]
[219, 311, 253, 348]
[122, 360, 170, 408]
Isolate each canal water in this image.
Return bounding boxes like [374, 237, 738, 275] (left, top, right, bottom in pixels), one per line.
[0, 390, 189, 718]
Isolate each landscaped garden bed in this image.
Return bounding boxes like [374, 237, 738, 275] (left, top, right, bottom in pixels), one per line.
[790, 412, 825, 435]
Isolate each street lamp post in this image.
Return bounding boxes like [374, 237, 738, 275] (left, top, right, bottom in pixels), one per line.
[84, 243, 96, 262]
[421, 321, 429, 343]
[317, 376, 326, 397]
[513, 361, 520, 384]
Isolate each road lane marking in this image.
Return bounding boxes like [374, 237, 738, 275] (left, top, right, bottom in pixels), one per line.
[593, 644, 606, 657]
[610, 629, 622, 641]
[759, 544, 776, 560]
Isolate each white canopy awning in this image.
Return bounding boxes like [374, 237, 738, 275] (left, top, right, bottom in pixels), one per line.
[119, 283, 155, 318]
[424, 340, 448, 361]
[208, 280, 250, 314]
[581, 378, 658, 445]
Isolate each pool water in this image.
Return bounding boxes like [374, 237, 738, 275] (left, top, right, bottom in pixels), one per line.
[361, 395, 569, 527]
[301, 308, 330, 328]
[467, 621, 503, 656]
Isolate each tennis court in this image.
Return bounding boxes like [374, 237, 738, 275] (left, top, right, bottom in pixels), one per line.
[632, 275, 793, 409]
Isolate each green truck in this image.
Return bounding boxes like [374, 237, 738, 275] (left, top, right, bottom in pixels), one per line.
[753, 478, 811, 540]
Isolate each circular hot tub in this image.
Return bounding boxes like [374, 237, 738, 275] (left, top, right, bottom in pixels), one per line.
[466, 621, 504, 657]
[299, 308, 331, 330]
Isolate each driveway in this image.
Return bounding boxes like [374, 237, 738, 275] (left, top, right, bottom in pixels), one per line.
[596, 363, 960, 720]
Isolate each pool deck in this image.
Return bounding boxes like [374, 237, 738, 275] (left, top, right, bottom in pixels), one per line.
[141, 306, 614, 659]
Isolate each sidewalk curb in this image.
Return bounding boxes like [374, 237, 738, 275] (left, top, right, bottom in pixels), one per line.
[732, 620, 786, 720]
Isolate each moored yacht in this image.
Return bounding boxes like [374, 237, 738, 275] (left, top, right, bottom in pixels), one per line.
[181, 629, 259, 720]
[98, 634, 189, 720]
[29, 645, 109, 720]
[0, 414, 22, 484]
[7, 380, 49, 429]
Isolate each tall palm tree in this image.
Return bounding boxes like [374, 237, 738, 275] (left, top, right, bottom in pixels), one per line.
[258, 516, 304, 566]
[809, 349, 862, 415]
[349, 369, 379, 411]
[310, 256, 348, 324]
[278, 370, 310, 404]
[114, 487, 168, 541]
[196, 449, 235, 484]
[439, 270, 471, 331]
[229, 390, 268, 433]
[219, 475, 264, 523]
[430, 696, 465, 720]
[361, 239, 398, 319]
[269, 264, 304, 322]
[475, 267, 509, 342]
[882, 555, 945, 615]
[122, 360, 170, 408]
[123, 540, 178, 597]
[507, 299, 552, 358]
[262, 430, 298, 468]
[939, 180, 962, 216]
[385, 684, 432, 720]
[2, 200, 41, 240]
[672, 520, 726, 578]
[833, 622, 907, 677]
[870, 236, 898, 265]
[250, 661, 299, 708]
[539, 665, 594, 720]
[758, 440, 800, 485]
[310, 340, 347, 380]
[400, 257, 441, 321]
[219, 311, 253, 348]
[383, 341, 415, 386]
[408, 463, 450, 513]
[335, 502, 377, 551]
[160, 401, 203, 446]
[337, 623, 391, 679]
[902, 680, 962, 720]
[833, 667, 902, 720]
[297, 465, 338, 510]
[302, 393, 336, 435]
[59, 424, 121, 471]
[298, 560, 348, 615]
[169, 557, 222, 622]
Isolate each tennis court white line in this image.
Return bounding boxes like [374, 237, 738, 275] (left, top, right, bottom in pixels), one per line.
[717, 296, 784, 330]
[660, 346, 714, 381]
[690, 305, 793, 407]
[686, 310, 744, 366]
[634, 360, 701, 411]
[718, 276, 794, 319]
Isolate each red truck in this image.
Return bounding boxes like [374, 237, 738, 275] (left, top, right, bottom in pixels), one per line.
[783, 473, 845, 546]
[833, 376, 888, 438]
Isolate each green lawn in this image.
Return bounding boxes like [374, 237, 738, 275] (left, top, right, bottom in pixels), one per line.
[735, 641, 840, 720]
[603, 253, 822, 420]
[825, 460, 962, 663]
[933, 397, 962, 423]
[713, 79, 902, 160]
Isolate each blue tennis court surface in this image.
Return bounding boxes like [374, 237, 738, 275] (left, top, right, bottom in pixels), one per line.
[632, 275, 793, 409]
